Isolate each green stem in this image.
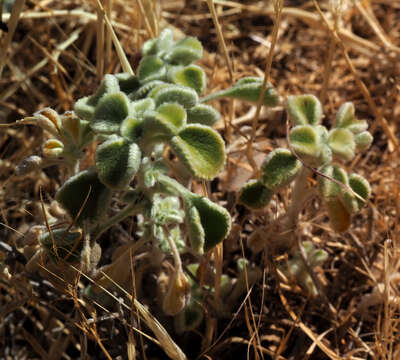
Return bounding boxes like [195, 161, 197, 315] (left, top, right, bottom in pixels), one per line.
[265, 167, 311, 252]
[155, 173, 192, 199]
[90, 202, 141, 241]
[200, 89, 230, 103]
[163, 226, 183, 272]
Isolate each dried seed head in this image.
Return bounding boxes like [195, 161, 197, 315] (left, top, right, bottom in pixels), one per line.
[162, 269, 191, 316]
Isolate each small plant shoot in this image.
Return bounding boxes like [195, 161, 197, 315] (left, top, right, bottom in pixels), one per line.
[16, 29, 282, 331]
[241, 96, 372, 250]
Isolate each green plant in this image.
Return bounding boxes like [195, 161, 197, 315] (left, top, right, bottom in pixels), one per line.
[241, 95, 372, 252]
[279, 241, 328, 296]
[17, 29, 280, 322]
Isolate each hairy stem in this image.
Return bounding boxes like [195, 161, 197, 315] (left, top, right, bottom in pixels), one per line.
[286, 167, 311, 229]
[163, 226, 183, 272]
[91, 202, 141, 241]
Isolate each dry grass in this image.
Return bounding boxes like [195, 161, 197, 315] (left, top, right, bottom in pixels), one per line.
[0, 0, 399, 359]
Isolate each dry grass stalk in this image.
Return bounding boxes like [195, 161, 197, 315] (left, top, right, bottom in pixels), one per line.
[0, 0, 26, 77]
[246, 0, 284, 175]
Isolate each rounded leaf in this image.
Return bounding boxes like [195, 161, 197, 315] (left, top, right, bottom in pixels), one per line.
[115, 73, 140, 95]
[74, 96, 95, 121]
[142, 28, 174, 56]
[164, 37, 203, 65]
[289, 125, 321, 162]
[335, 102, 355, 128]
[218, 77, 279, 106]
[187, 195, 231, 252]
[40, 228, 83, 263]
[354, 131, 373, 152]
[335, 102, 368, 134]
[88, 74, 120, 106]
[157, 103, 187, 129]
[286, 94, 322, 126]
[91, 92, 130, 133]
[55, 169, 112, 225]
[175, 300, 204, 333]
[95, 136, 141, 190]
[186, 206, 205, 254]
[168, 64, 206, 94]
[328, 128, 356, 161]
[170, 124, 226, 180]
[137, 55, 166, 82]
[130, 97, 155, 115]
[239, 179, 274, 209]
[120, 116, 143, 141]
[318, 164, 348, 200]
[120, 98, 155, 141]
[142, 38, 157, 56]
[130, 80, 166, 100]
[154, 85, 198, 109]
[154, 28, 174, 54]
[260, 148, 302, 191]
[342, 173, 371, 213]
[142, 103, 187, 144]
[187, 104, 220, 126]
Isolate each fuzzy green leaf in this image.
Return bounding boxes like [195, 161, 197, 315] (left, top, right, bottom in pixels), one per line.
[91, 92, 130, 134]
[186, 205, 205, 254]
[318, 165, 351, 232]
[141, 38, 157, 56]
[203, 77, 280, 106]
[286, 94, 322, 126]
[156, 103, 187, 129]
[318, 165, 348, 200]
[56, 169, 112, 225]
[328, 128, 356, 161]
[239, 179, 274, 209]
[342, 173, 371, 213]
[130, 80, 166, 100]
[151, 195, 185, 226]
[88, 74, 120, 106]
[95, 136, 141, 190]
[164, 37, 203, 65]
[170, 124, 226, 180]
[335, 102, 368, 134]
[40, 228, 83, 263]
[74, 96, 95, 121]
[175, 300, 204, 333]
[289, 125, 321, 162]
[115, 73, 140, 95]
[186, 104, 221, 126]
[187, 195, 231, 252]
[154, 85, 198, 109]
[168, 64, 206, 94]
[155, 28, 174, 54]
[142, 28, 174, 56]
[120, 98, 155, 141]
[260, 148, 302, 191]
[137, 55, 166, 82]
[354, 131, 373, 152]
[349, 173, 371, 208]
[142, 103, 187, 143]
